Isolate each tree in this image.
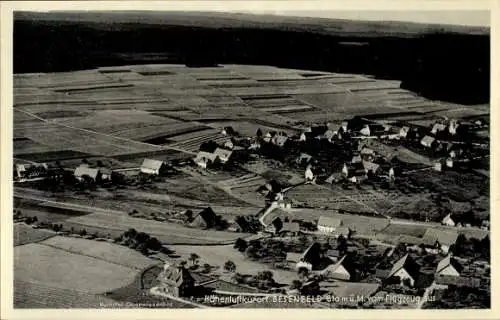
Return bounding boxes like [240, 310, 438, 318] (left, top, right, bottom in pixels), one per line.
[202, 263, 211, 274]
[96, 160, 104, 167]
[82, 158, 88, 164]
[224, 260, 236, 273]
[137, 242, 149, 255]
[179, 260, 187, 269]
[256, 128, 263, 138]
[291, 280, 303, 290]
[189, 253, 200, 267]
[234, 238, 248, 252]
[337, 234, 348, 253]
[245, 245, 258, 260]
[146, 237, 162, 251]
[80, 228, 87, 236]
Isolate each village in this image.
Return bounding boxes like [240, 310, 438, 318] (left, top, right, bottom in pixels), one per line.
[13, 113, 490, 309]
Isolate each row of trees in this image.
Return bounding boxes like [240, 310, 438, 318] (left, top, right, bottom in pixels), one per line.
[114, 228, 165, 255]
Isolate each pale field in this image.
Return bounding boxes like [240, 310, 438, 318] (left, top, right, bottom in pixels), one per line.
[15, 243, 139, 294]
[14, 279, 118, 308]
[168, 244, 297, 284]
[65, 211, 249, 244]
[40, 236, 158, 270]
[14, 223, 56, 246]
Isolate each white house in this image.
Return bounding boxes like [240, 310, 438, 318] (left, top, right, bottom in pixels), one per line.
[431, 123, 447, 135]
[436, 255, 462, 277]
[387, 253, 420, 287]
[194, 151, 218, 169]
[449, 120, 459, 136]
[360, 125, 371, 136]
[388, 167, 395, 181]
[140, 159, 166, 175]
[399, 126, 410, 138]
[441, 213, 456, 227]
[421, 135, 436, 148]
[446, 158, 454, 168]
[434, 161, 443, 172]
[305, 165, 315, 181]
[74, 166, 101, 182]
[320, 255, 353, 281]
[213, 148, 233, 164]
[223, 140, 234, 150]
[317, 216, 342, 233]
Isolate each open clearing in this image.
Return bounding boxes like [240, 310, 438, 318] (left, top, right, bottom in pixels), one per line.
[40, 236, 158, 270]
[15, 243, 139, 294]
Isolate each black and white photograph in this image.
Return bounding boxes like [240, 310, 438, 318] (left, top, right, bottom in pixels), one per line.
[1, 1, 496, 316]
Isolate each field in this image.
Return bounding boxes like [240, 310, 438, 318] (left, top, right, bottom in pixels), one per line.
[15, 243, 140, 294]
[14, 223, 56, 246]
[14, 279, 118, 308]
[64, 211, 249, 244]
[378, 223, 428, 238]
[40, 236, 158, 270]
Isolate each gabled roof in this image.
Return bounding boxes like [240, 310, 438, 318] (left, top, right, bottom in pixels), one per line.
[317, 216, 342, 229]
[271, 135, 288, 146]
[259, 203, 289, 227]
[351, 155, 362, 163]
[214, 147, 233, 160]
[322, 255, 356, 276]
[281, 222, 300, 233]
[194, 151, 219, 163]
[297, 153, 313, 163]
[436, 255, 463, 274]
[141, 158, 165, 171]
[74, 166, 100, 179]
[191, 207, 217, 228]
[362, 160, 380, 172]
[422, 229, 459, 247]
[159, 264, 194, 287]
[432, 123, 447, 133]
[388, 253, 421, 280]
[421, 135, 436, 146]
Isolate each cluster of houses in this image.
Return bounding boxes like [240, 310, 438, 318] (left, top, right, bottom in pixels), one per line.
[14, 162, 50, 181]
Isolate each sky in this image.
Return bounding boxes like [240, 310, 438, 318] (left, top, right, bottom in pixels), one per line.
[263, 10, 490, 27]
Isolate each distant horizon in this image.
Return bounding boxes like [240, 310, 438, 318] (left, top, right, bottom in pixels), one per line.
[18, 9, 490, 28]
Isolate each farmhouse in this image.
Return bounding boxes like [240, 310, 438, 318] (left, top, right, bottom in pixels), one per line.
[332, 227, 350, 238]
[189, 207, 218, 229]
[317, 216, 342, 233]
[399, 126, 410, 138]
[358, 140, 398, 161]
[271, 134, 288, 147]
[305, 165, 315, 181]
[435, 255, 463, 277]
[351, 155, 363, 164]
[214, 148, 233, 164]
[420, 135, 436, 148]
[387, 253, 421, 287]
[441, 213, 456, 227]
[286, 242, 322, 271]
[296, 153, 313, 166]
[140, 158, 167, 175]
[421, 229, 459, 254]
[258, 202, 290, 228]
[321, 255, 355, 281]
[362, 160, 381, 176]
[265, 217, 284, 234]
[15, 163, 49, 180]
[359, 124, 371, 136]
[157, 262, 195, 297]
[323, 130, 337, 141]
[431, 123, 447, 135]
[223, 140, 234, 150]
[194, 151, 219, 169]
[74, 165, 101, 182]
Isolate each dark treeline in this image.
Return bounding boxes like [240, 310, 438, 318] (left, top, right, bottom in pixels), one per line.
[14, 20, 489, 105]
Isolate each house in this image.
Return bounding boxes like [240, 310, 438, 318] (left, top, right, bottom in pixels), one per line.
[441, 213, 456, 227]
[387, 253, 421, 287]
[296, 153, 313, 166]
[140, 159, 167, 176]
[399, 126, 410, 138]
[265, 217, 284, 234]
[74, 166, 101, 182]
[360, 125, 371, 136]
[421, 229, 458, 254]
[286, 252, 312, 270]
[342, 162, 368, 184]
[15, 163, 49, 180]
[362, 160, 380, 175]
[351, 155, 363, 164]
[332, 226, 350, 238]
[358, 140, 398, 161]
[360, 147, 375, 158]
[435, 255, 463, 277]
[445, 158, 454, 168]
[223, 140, 234, 150]
[420, 135, 436, 148]
[248, 140, 261, 150]
[99, 168, 112, 181]
[263, 132, 273, 143]
[434, 160, 443, 172]
[271, 134, 288, 147]
[325, 172, 343, 184]
[431, 123, 447, 135]
[448, 120, 459, 135]
[194, 151, 219, 169]
[189, 207, 218, 229]
[258, 202, 290, 228]
[305, 165, 315, 181]
[340, 121, 349, 133]
[317, 216, 342, 233]
[221, 126, 235, 136]
[320, 255, 355, 281]
[323, 130, 337, 142]
[277, 198, 293, 209]
[157, 262, 195, 297]
[213, 148, 233, 164]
